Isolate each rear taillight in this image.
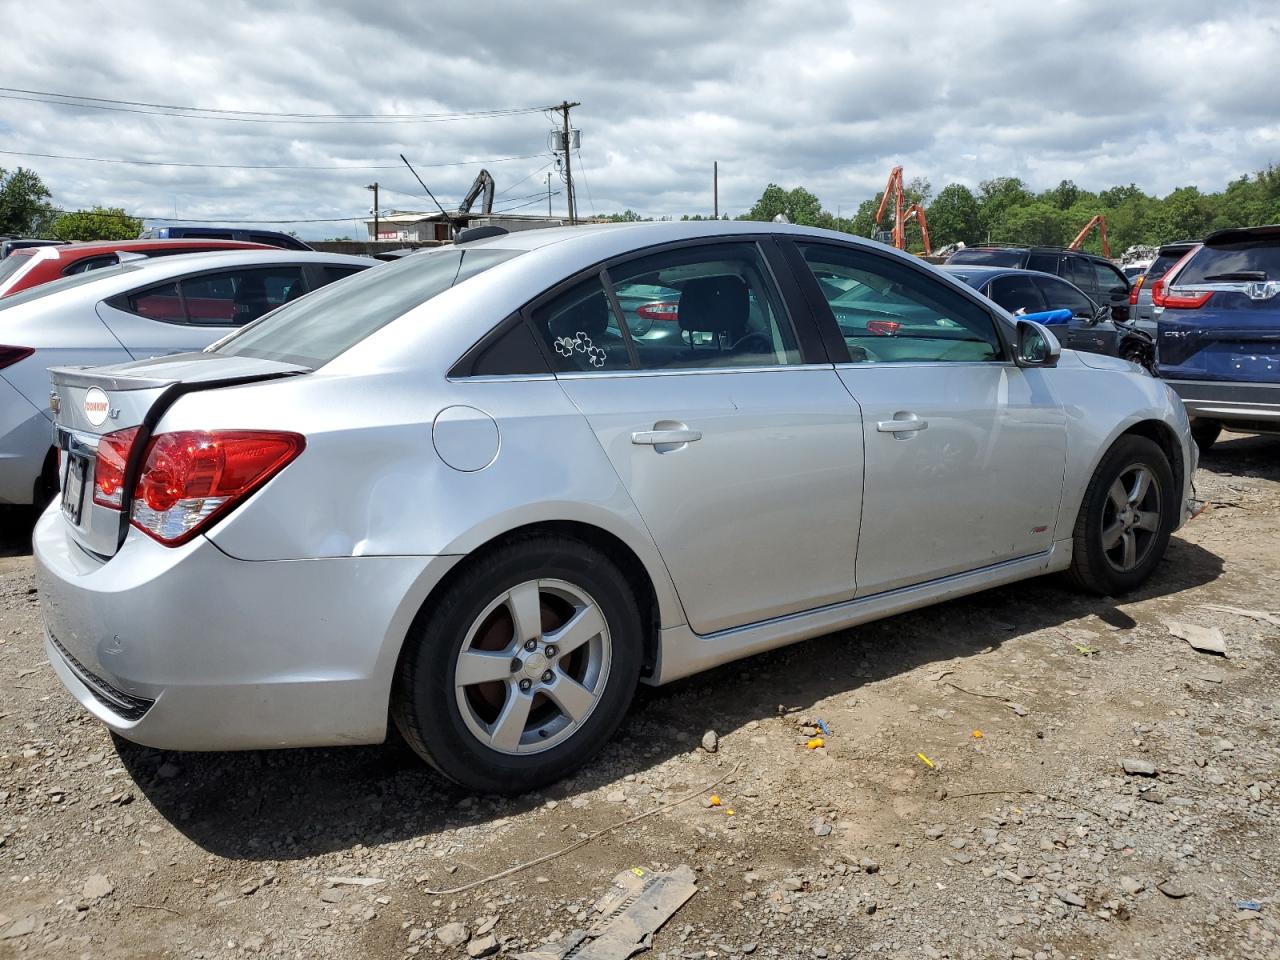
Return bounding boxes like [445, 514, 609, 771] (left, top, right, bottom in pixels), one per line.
[636, 301, 680, 322]
[866, 320, 901, 336]
[1150, 278, 1212, 310]
[1128, 275, 1144, 305]
[0, 345, 34, 370]
[93, 426, 139, 508]
[104, 430, 303, 545]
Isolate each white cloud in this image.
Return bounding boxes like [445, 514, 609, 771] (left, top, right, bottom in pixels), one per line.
[1, 0, 1278, 237]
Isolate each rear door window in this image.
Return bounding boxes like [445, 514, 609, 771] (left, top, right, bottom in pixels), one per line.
[530, 276, 632, 372]
[605, 243, 801, 370]
[1093, 261, 1128, 300]
[1026, 251, 1060, 274]
[986, 275, 1047, 314]
[180, 267, 305, 325]
[128, 281, 184, 322]
[1177, 241, 1280, 284]
[1066, 257, 1097, 297]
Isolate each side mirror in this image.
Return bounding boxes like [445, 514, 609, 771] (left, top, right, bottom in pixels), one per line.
[1015, 319, 1061, 368]
[1092, 304, 1111, 325]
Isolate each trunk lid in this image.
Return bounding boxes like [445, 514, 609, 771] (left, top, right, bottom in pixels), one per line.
[49, 352, 307, 558]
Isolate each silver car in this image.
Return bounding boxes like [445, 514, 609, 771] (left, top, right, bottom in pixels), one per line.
[35, 222, 1197, 793]
[0, 250, 372, 506]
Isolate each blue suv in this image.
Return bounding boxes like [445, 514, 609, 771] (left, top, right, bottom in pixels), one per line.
[1155, 224, 1280, 451]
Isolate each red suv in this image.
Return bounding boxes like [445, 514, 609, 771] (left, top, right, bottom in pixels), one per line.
[0, 239, 273, 298]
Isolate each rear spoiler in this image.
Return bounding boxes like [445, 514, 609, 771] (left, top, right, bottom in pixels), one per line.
[1203, 224, 1280, 246]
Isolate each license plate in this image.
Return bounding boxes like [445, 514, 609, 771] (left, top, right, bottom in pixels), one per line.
[61, 455, 86, 524]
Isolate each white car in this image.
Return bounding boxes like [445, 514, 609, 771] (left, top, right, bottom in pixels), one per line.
[0, 250, 372, 506]
[35, 222, 1197, 792]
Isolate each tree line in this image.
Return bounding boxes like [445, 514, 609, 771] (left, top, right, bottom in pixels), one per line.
[608, 164, 1280, 257]
[0, 166, 141, 240]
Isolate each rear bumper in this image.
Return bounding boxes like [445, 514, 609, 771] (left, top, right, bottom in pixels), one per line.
[34, 505, 459, 751]
[1166, 378, 1280, 430]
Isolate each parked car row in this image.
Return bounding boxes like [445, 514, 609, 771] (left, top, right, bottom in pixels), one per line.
[0, 248, 371, 505]
[25, 220, 1197, 793]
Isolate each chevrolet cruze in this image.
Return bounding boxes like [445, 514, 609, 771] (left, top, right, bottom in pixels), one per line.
[36, 222, 1197, 792]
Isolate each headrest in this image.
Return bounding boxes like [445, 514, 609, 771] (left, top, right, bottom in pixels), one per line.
[549, 290, 610, 341]
[678, 275, 748, 338]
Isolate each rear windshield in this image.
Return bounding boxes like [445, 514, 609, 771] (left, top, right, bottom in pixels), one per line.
[947, 248, 1026, 267]
[0, 262, 139, 308]
[212, 246, 522, 368]
[0, 249, 36, 287]
[1178, 241, 1280, 284]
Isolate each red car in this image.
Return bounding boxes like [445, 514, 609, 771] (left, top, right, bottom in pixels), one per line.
[0, 239, 274, 298]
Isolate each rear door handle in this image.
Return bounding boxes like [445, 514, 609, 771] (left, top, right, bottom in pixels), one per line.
[632, 428, 703, 445]
[877, 416, 928, 436]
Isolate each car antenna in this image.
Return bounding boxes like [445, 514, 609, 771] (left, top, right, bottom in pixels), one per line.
[399, 154, 460, 240]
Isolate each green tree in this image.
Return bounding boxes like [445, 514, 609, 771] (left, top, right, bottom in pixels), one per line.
[1150, 186, 1216, 243]
[603, 209, 649, 222]
[741, 184, 824, 225]
[0, 167, 55, 236]
[925, 183, 981, 246]
[976, 177, 1033, 240]
[997, 201, 1070, 246]
[50, 206, 142, 241]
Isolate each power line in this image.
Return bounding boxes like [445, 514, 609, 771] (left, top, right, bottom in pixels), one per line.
[0, 147, 546, 171]
[0, 88, 550, 124]
[574, 149, 597, 218]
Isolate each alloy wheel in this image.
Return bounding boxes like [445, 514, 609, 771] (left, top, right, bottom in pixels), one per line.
[1100, 463, 1162, 573]
[454, 579, 611, 755]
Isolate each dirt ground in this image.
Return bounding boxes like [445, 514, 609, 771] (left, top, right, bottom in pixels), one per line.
[1, 432, 1278, 960]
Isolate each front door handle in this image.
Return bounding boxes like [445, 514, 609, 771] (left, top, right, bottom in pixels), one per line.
[877, 414, 928, 438]
[632, 428, 703, 445]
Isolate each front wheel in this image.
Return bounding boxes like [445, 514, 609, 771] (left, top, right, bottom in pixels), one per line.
[392, 536, 642, 793]
[1068, 435, 1177, 595]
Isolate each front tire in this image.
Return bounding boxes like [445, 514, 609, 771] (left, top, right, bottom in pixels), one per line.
[1068, 435, 1177, 595]
[392, 536, 642, 793]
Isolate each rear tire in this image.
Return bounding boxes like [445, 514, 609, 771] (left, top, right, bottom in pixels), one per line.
[1190, 419, 1221, 455]
[1068, 435, 1177, 596]
[392, 536, 642, 793]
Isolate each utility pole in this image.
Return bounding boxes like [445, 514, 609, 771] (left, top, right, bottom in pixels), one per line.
[546, 172, 553, 217]
[713, 161, 718, 219]
[365, 182, 379, 241]
[554, 100, 580, 224]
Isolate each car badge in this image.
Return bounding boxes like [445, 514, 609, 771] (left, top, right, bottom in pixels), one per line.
[83, 387, 111, 427]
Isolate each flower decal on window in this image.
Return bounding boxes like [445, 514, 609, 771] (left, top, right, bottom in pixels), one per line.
[553, 332, 608, 368]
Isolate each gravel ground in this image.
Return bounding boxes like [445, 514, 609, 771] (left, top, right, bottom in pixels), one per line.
[1, 432, 1278, 960]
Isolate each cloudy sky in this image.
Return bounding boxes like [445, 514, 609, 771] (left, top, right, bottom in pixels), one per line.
[3, 0, 1279, 238]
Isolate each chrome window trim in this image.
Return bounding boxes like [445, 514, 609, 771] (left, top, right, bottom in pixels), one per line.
[554, 362, 836, 381]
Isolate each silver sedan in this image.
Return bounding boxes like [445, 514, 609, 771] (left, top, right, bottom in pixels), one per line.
[35, 222, 1196, 792]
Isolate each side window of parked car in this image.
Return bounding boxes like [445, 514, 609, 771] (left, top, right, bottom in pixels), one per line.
[529, 276, 633, 372]
[1093, 261, 1127, 300]
[1031, 276, 1095, 318]
[798, 242, 1005, 363]
[1026, 252, 1059, 274]
[987, 275, 1047, 314]
[123, 267, 306, 326]
[1066, 257, 1097, 298]
[606, 243, 801, 370]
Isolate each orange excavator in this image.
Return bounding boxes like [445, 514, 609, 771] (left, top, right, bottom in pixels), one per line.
[1069, 214, 1110, 258]
[873, 165, 932, 255]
